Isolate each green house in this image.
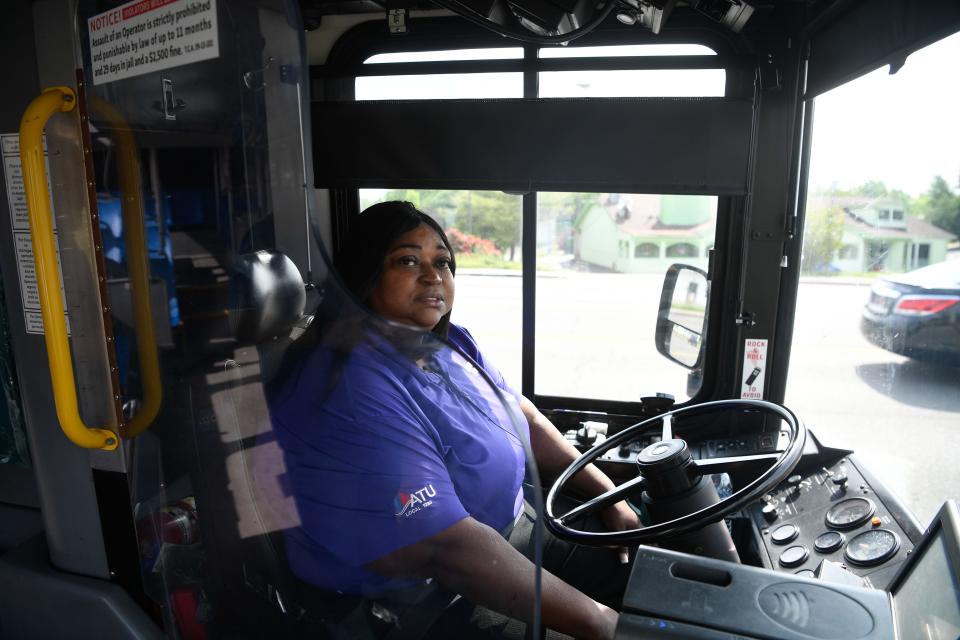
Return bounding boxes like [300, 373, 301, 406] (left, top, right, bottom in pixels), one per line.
[824, 197, 955, 273]
[575, 194, 717, 273]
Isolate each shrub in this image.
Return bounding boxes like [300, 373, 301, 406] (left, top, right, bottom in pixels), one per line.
[446, 228, 501, 257]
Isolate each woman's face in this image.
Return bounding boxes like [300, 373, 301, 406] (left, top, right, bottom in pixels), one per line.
[368, 224, 455, 330]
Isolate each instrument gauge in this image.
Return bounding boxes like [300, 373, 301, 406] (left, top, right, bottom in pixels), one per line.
[825, 497, 876, 530]
[814, 530, 845, 553]
[843, 529, 901, 567]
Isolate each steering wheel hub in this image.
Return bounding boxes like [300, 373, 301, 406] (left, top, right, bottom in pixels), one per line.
[636, 438, 698, 498]
[637, 438, 689, 468]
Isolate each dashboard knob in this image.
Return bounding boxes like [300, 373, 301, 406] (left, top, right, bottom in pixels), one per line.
[576, 426, 597, 446]
[762, 503, 779, 523]
[832, 472, 848, 486]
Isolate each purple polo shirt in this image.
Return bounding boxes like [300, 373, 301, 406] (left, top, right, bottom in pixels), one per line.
[268, 323, 528, 594]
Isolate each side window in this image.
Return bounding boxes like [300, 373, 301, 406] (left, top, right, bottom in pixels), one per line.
[356, 48, 523, 100]
[538, 44, 724, 98]
[636, 243, 658, 258]
[788, 32, 960, 526]
[355, 49, 525, 382]
[666, 242, 699, 258]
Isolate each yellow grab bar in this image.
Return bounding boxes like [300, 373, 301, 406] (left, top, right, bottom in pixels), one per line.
[90, 98, 162, 438]
[19, 87, 118, 450]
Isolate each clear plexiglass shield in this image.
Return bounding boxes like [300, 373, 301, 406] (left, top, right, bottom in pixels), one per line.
[73, 1, 543, 637]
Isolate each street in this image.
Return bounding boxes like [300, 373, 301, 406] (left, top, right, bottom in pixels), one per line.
[453, 270, 959, 527]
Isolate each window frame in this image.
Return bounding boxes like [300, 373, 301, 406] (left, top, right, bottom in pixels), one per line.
[317, 18, 752, 413]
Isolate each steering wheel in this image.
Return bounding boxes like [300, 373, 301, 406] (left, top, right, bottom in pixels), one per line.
[545, 399, 806, 547]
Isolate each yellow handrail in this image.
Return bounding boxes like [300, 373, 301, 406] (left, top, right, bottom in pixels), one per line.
[19, 87, 118, 450]
[89, 97, 162, 438]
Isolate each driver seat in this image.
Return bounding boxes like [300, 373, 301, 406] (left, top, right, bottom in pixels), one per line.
[223, 249, 463, 639]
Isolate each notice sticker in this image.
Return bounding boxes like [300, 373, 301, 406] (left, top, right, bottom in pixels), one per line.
[740, 338, 767, 399]
[2, 133, 69, 335]
[88, 0, 219, 86]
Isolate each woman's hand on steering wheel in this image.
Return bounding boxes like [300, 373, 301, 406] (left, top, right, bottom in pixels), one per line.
[601, 500, 641, 563]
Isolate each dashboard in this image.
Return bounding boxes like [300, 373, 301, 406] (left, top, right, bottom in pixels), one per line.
[550, 411, 959, 639]
[614, 498, 960, 640]
[555, 414, 924, 590]
[746, 454, 917, 590]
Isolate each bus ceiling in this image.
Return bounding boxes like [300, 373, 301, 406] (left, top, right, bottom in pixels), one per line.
[299, 0, 960, 98]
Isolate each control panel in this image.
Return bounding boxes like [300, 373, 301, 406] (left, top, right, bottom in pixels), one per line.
[748, 456, 913, 589]
[586, 430, 783, 466]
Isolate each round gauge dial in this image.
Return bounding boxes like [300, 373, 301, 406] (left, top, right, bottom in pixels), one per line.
[825, 497, 876, 530]
[844, 529, 901, 567]
[814, 530, 845, 553]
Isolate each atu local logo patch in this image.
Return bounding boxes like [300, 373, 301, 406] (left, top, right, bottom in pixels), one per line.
[394, 484, 437, 518]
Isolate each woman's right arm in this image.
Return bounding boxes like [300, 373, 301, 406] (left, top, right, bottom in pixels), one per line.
[368, 516, 619, 640]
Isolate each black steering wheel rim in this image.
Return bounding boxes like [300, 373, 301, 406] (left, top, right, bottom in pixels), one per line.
[544, 399, 806, 546]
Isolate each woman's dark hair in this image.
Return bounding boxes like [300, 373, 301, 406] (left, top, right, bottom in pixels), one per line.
[267, 201, 456, 398]
[334, 200, 457, 338]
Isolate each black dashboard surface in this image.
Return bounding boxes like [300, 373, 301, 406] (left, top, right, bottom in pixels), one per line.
[747, 454, 916, 589]
[559, 415, 923, 589]
[615, 501, 960, 640]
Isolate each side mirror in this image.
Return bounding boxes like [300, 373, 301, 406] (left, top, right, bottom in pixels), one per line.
[655, 264, 709, 370]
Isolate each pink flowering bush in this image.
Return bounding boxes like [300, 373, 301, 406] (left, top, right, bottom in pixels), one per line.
[446, 228, 501, 256]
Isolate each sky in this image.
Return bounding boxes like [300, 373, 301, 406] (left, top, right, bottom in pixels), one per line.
[807, 31, 960, 197]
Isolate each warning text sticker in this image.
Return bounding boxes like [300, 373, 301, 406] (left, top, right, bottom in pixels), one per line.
[88, 0, 219, 86]
[740, 338, 767, 399]
[2, 133, 69, 335]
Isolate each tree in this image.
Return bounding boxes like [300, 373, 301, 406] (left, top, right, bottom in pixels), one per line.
[452, 191, 521, 260]
[537, 192, 603, 254]
[850, 181, 888, 198]
[917, 176, 960, 239]
[801, 205, 846, 273]
[538, 192, 599, 228]
[825, 181, 911, 208]
[366, 189, 521, 258]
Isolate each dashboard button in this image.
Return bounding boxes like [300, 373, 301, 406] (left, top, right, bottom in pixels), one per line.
[771, 524, 799, 545]
[814, 530, 845, 553]
[795, 569, 815, 578]
[779, 545, 809, 568]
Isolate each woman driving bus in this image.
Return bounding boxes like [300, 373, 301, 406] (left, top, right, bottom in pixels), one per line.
[266, 201, 638, 639]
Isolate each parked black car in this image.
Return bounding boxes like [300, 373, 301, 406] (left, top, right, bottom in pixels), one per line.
[861, 259, 960, 365]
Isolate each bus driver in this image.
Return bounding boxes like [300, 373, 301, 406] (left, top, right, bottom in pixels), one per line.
[268, 201, 638, 639]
